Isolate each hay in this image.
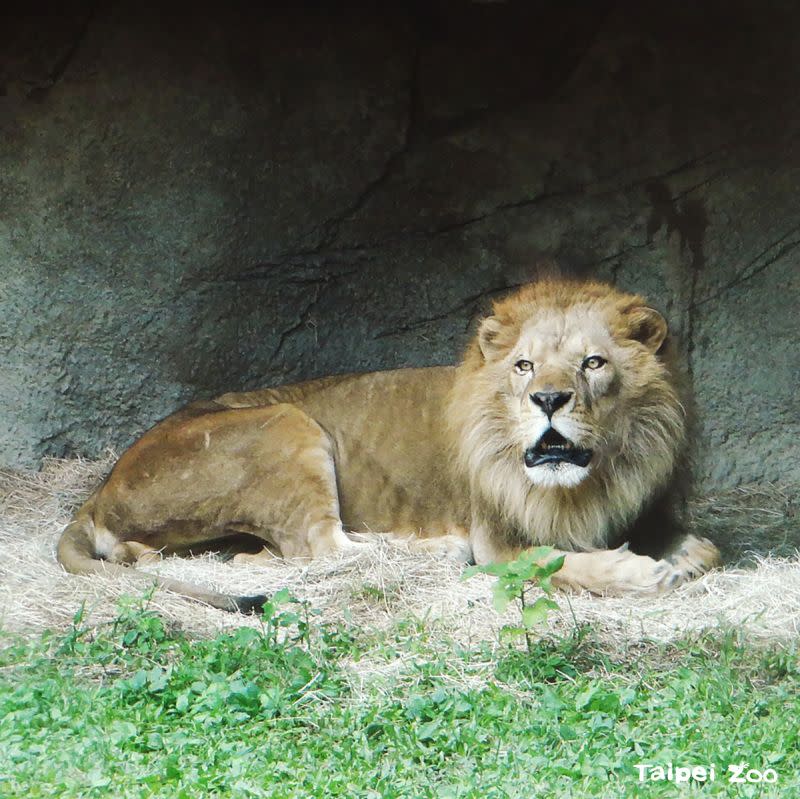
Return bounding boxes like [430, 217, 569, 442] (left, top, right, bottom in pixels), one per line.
[1, 457, 799, 658]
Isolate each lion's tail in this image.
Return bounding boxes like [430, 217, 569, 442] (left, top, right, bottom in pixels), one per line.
[56, 501, 266, 614]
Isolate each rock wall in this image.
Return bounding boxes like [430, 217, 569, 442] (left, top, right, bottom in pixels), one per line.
[1, 1, 798, 490]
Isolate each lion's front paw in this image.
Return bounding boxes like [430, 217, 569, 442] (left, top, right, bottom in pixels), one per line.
[604, 547, 683, 595]
[666, 535, 722, 581]
[565, 545, 682, 596]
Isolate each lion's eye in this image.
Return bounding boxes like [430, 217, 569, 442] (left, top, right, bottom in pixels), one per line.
[514, 359, 534, 375]
[582, 355, 607, 370]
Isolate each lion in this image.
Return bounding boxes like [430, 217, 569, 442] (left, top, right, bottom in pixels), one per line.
[57, 278, 721, 612]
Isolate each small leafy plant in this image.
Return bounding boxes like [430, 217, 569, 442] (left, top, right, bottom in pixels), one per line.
[258, 586, 315, 649]
[464, 547, 565, 652]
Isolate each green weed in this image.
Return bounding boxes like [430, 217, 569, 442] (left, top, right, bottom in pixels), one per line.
[0, 592, 798, 798]
[464, 547, 565, 652]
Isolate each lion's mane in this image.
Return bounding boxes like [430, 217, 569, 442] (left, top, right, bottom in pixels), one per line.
[448, 280, 687, 552]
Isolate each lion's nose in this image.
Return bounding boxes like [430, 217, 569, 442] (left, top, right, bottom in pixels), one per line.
[531, 390, 573, 418]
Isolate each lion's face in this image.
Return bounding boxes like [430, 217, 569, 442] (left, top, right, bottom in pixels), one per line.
[505, 306, 642, 488]
[473, 285, 677, 490]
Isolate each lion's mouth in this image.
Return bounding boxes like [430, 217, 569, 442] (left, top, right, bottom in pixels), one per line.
[524, 428, 593, 468]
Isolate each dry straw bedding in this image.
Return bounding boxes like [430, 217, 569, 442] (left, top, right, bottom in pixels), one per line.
[1, 455, 798, 655]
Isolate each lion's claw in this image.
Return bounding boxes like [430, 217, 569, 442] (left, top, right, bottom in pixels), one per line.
[666, 534, 722, 584]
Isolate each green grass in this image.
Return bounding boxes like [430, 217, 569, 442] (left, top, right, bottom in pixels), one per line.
[1, 594, 798, 798]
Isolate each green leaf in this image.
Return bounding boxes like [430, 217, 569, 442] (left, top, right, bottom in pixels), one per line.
[538, 554, 566, 577]
[526, 546, 555, 564]
[504, 550, 535, 574]
[86, 768, 111, 788]
[483, 561, 512, 577]
[71, 603, 86, 627]
[575, 686, 598, 711]
[464, 562, 506, 579]
[129, 669, 148, 691]
[559, 724, 577, 740]
[272, 587, 293, 605]
[109, 721, 137, 743]
[461, 564, 484, 580]
[417, 718, 442, 741]
[491, 581, 513, 613]
[232, 626, 261, 646]
[499, 625, 527, 640]
[540, 686, 564, 711]
[521, 597, 559, 628]
[147, 666, 168, 692]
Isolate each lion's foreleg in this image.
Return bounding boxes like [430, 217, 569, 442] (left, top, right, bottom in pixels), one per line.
[549, 545, 684, 595]
[470, 524, 697, 596]
[664, 534, 721, 579]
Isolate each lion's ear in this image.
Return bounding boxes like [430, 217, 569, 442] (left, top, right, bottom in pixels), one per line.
[628, 306, 668, 353]
[478, 316, 504, 360]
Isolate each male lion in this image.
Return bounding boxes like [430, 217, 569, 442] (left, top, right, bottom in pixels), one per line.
[58, 278, 720, 612]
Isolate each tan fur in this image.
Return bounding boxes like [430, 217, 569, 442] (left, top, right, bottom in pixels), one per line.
[57, 279, 720, 611]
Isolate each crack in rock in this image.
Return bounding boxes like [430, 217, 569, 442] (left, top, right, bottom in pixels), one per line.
[270, 285, 324, 364]
[26, 5, 97, 101]
[374, 282, 524, 339]
[691, 226, 800, 310]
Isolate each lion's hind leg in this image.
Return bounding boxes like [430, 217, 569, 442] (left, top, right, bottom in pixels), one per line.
[226, 404, 363, 563]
